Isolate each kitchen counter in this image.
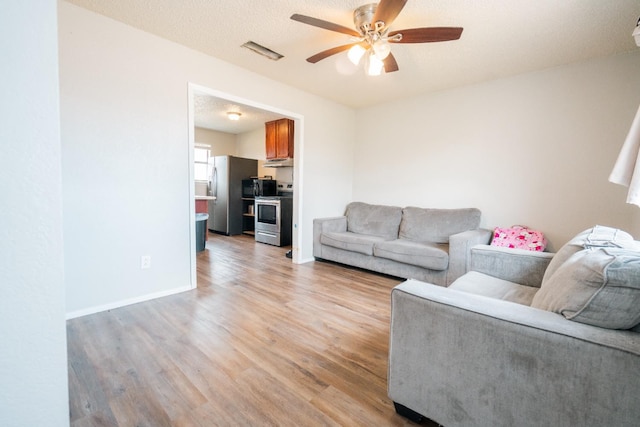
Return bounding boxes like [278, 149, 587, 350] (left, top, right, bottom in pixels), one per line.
[195, 196, 215, 215]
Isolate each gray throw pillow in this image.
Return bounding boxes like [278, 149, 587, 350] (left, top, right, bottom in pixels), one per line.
[531, 248, 640, 329]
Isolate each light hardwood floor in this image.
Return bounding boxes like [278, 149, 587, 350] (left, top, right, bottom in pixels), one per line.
[67, 233, 434, 426]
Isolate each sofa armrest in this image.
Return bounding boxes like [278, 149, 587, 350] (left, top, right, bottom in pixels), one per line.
[446, 228, 493, 285]
[470, 244, 554, 288]
[313, 216, 347, 258]
[389, 279, 640, 427]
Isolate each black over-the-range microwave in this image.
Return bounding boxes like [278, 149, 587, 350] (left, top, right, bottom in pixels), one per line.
[242, 178, 277, 198]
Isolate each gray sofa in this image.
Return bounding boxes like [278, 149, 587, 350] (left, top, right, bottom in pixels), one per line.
[388, 225, 640, 427]
[313, 202, 491, 286]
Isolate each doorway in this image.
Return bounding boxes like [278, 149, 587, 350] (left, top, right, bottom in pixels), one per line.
[187, 83, 304, 288]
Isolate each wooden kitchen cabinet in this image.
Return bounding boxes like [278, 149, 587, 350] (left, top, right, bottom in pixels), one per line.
[265, 118, 294, 160]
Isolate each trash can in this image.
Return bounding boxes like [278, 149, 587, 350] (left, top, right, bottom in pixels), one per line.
[195, 213, 209, 252]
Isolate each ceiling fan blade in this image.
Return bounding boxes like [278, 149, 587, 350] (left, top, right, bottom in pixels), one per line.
[372, 0, 407, 28]
[306, 43, 357, 63]
[383, 52, 399, 73]
[290, 14, 360, 37]
[388, 27, 464, 43]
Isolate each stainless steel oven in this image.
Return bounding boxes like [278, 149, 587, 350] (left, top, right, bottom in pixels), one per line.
[255, 197, 292, 246]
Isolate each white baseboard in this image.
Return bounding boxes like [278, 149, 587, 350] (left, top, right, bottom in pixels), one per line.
[65, 284, 194, 320]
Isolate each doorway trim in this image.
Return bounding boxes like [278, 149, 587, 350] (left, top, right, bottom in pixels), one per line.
[187, 83, 305, 288]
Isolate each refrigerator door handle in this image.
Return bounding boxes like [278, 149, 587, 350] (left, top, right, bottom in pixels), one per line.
[211, 167, 218, 200]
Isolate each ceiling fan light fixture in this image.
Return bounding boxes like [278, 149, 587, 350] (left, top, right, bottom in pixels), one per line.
[365, 51, 384, 76]
[227, 111, 242, 121]
[373, 38, 391, 60]
[348, 44, 367, 65]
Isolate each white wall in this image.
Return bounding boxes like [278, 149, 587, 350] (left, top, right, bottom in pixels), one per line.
[59, 2, 355, 315]
[355, 52, 640, 250]
[195, 127, 237, 155]
[0, 1, 69, 425]
[236, 126, 269, 179]
[236, 127, 264, 160]
[235, 127, 280, 179]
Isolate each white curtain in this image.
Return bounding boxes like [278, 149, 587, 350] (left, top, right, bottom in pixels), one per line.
[609, 104, 640, 207]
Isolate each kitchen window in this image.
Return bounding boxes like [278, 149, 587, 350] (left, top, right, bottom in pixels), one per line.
[194, 147, 209, 181]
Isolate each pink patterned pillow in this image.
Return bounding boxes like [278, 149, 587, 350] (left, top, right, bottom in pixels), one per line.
[491, 225, 547, 252]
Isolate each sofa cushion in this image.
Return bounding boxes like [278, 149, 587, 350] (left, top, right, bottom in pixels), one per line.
[320, 231, 386, 256]
[531, 248, 640, 329]
[541, 225, 635, 287]
[399, 207, 481, 244]
[345, 202, 402, 240]
[450, 271, 538, 306]
[374, 239, 449, 270]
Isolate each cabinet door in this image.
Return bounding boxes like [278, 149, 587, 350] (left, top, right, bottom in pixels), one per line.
[276, 119, 294, 159]
[265, 120, 277, 159]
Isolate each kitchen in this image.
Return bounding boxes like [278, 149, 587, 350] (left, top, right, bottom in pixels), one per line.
[193, 92, 296, 256]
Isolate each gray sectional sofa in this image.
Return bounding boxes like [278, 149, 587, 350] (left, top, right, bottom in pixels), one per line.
[388, 225, 640, 426]
[313, 202, 491, 286]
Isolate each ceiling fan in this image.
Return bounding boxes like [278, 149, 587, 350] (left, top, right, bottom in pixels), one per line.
[291, 0, 463, 76]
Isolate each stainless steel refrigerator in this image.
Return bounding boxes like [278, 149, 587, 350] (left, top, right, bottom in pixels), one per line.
[208, 156, 257, 235]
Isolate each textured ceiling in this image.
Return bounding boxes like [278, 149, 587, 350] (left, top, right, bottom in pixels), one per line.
[193, 93, 286, 134]
[65, 0, 640, 131]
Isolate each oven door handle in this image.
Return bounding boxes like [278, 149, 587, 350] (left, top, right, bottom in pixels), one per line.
[256, 231, 278, 238]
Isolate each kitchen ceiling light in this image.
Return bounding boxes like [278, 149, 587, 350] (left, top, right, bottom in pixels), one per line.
[227, 112, 241, 121]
